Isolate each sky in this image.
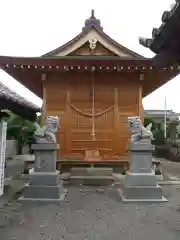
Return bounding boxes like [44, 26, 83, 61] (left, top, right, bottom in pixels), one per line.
[0, 0, 179, 112]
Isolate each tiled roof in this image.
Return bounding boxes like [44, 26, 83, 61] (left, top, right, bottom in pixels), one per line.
[144, 109, 180, 121]
[0, 81, 40, 112]
[144, 110, 180, 116]
[139, 2, 180, 53]
[42, 10, 144, 59]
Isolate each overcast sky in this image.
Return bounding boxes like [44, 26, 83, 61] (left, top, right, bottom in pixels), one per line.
[0, 0, 178, 111]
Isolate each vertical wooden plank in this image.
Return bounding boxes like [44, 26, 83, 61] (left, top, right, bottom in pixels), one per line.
[65, 90, 71, 154]
[114, 88, 120, 156]
[41, 73, 47, 124]
[138, 85, 144, 124]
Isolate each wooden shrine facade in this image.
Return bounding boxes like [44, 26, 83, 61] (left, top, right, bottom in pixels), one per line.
[0, 10, 177, 160]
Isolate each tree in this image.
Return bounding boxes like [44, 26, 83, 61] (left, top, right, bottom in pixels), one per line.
[152, 121, 165, 145]
[6, 112, 36, 154]
[144, 116, 158, 131]
[144, 116, 166, 145]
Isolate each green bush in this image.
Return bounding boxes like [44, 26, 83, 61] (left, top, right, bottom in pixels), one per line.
[144, 116, 158, 131]
[6, 112, 36, 154]
[152, 122, 166, 145]
[144, 116, 166, 145]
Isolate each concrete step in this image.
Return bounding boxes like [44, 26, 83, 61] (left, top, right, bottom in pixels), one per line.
[67, 175, 114, 186]
[70, 167, 113, 176]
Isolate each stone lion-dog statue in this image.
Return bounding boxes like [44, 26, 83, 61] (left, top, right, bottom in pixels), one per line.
[128, 116, 153, 143]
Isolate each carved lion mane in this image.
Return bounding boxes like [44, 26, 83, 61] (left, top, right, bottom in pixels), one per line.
[128, 116, 153, 143]
[34, 116, 59, 143]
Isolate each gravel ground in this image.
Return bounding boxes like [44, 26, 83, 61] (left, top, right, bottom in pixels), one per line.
[0, 184, 180, 240]
[162, 161, 180, 178]
[1, 160, 180, 240]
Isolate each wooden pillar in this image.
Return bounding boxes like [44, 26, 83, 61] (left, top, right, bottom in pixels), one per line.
[139, 74, 144, 124]
[114, 88, 120, 155]
[41, 73, 47, 124]
[65, 91, 71, 154]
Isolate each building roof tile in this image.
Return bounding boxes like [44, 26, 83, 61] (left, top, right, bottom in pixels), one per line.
[0, 81, 40, 112]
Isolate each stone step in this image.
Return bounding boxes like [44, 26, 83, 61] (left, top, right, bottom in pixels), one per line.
[70, 167, 113, 176]
[68, 175, 114, 186]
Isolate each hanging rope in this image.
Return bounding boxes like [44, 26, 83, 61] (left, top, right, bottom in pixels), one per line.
[68, 102, 115, 117]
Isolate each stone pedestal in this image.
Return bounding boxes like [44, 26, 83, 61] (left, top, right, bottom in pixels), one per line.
[19, 143, 67, 202]
[119, 141, 167, 203]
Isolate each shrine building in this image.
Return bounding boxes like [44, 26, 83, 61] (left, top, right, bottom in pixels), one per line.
[139, 1, 180, 68]
[0, 10, 177, 162]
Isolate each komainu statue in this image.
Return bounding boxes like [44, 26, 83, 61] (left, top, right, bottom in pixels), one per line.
[34, 116, 59, 143]
[128, 116, 153, 143]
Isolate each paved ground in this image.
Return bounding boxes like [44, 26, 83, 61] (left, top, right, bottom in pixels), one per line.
[161, 160, 180, 179]
[0, 184, 180, 240]
[1, 159, 180, 240]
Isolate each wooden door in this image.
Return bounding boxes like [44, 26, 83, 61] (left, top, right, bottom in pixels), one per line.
[65, 77, 121, 160]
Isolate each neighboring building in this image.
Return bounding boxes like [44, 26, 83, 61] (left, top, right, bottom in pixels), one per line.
[0, 10, 174, 161]
[144, 109, 180, 122]
[139, 1, 180, 68]
[0, 82, 40, 120]
[139, 2, 180, 124]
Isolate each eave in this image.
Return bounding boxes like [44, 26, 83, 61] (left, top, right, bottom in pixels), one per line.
[0, 56, 155, 99]
[0, 56, 156, 80]
[0, 82, 40, 121]
[0, 55, 151, 66]
[139, 1, 180, 67]
[0, 97, 38, 121]
[0, 55, 178, 98]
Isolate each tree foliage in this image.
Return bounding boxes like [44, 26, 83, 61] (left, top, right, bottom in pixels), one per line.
[144, 116, 166, 145]
[6, 112, 36, 154]
[152, 121, 166, 145]
[144, 116, 158, 131]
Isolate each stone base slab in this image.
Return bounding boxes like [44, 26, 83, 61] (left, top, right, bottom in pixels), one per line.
[20, 182, 66, 200]
[29, 170, 60, 186]
[118, 183, 168, 203]
[19, 189, 67, 203]
[118, 188, 168, 203]
[124, 171, 157, 186]
[121, 183, 163, 199]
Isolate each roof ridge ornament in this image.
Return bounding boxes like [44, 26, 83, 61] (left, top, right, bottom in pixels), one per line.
[82, 9, 103, 31]
[90, 9, 95, 19]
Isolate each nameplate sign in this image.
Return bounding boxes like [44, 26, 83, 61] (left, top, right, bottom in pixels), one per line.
[0, 120, 7, 196]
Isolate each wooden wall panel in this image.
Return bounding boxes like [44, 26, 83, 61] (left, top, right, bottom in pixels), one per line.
[45, 71, 141, 159]
[46, 73, 68, 112]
